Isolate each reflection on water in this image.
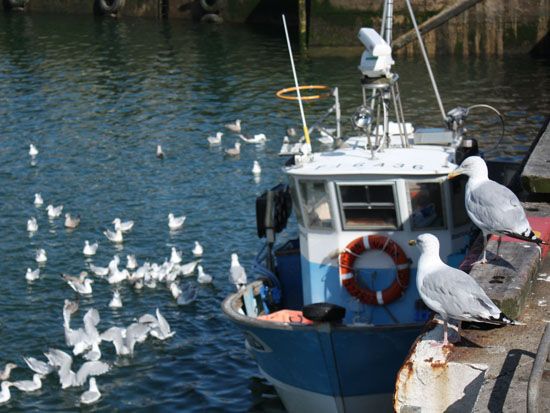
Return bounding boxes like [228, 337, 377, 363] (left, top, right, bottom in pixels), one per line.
[0, 12, 548, 412]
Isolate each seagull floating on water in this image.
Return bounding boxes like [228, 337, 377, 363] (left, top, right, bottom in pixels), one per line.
[192, 241, 203, 257]
[239, 133, 267, 144]
[27, 217, 38, 232]
[80, 377, 101, 405]
[24, 356, 54, 376]
[207, 132, 223, 146]
[156, 144, 165, 159]
[411, 233, 520, 346]
[0, 363, 17, 381]
[100, 323, 150, 356]
[89, 263, 108, 277]
[168, 213, 186, 230]
[197, 265, 212, 284]
[109, 290, 123, 308]
[113, 218, 134, 232]
[25, 267, 40, 282]
[149, 308, 175, 340]
[33, 193, 43, 207]
[229, 253, 247, 291]
[170, 247, 182, 264]
[104, 228, 123, 243]
[449, 156, 548, 263]
[29, 144, 39, 157]
[83, 241, 98, 257]
[63, 272, 93, 295]
[225, 119, 241, 134]
[0, 382, 13, 404]
[64, 213, 81, 229]
[126, 254, 137, 270]
[224, 141, 241, 157]
[252, 160, 261, 176]
[46, 204, 63, 219]
[11, 373, 43, 392]
[36, 248, 47, 264]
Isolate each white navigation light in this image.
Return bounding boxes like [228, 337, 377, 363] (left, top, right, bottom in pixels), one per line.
[358, 28, 394, 78]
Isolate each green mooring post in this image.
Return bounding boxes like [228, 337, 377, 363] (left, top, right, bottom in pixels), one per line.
[299, 0, 307, 51]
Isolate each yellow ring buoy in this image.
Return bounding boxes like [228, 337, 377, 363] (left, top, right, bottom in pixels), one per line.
[276, 85, 332, 101]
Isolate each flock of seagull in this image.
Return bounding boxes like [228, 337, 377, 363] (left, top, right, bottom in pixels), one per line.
[4, 138, 252, 407]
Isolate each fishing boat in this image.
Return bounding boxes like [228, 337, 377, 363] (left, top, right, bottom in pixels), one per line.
[223, 1, 504, 411]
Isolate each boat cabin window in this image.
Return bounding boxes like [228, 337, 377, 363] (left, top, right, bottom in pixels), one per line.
[408, 182, 445, 230]
[288, 178, 304, 226]
[299, 180, 333, 230]
[337, 184, 398, 230]
[450, 175, 470, 227]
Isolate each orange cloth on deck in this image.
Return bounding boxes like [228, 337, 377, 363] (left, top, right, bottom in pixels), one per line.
[257, 309, 313, 325]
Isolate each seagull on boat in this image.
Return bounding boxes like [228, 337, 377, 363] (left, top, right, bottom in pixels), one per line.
[286, 127, 297, 138]
[411, 233, 520, 346]
[104, 228, 123, 243]
[229, 253, 247, 291]
[11, 373, 43, 392]
[318, 129, 335, 145]
[252, 160, 261, 176]
[83, 241, 98, 257]
[197, 265, 212, 284]
[64, 213, 81, 229]
[29, 144, 38, 157]
[113, 218, 134, 232]
[224, 141, 241, 157]
[100, 323, 150, 356]
[24, 356, 54, 376]
[170, 247, 182, 264]
[449, 156, 548, 264]
[63, 272, 93, 295]
[34, 193, 43, 207]
[239, 133, 266, 144]
[44, 348, 110, 388]
[192, 241, 203, 257]
[156, 144, 165, 159]
[0, 363, 17, 381]
[0, 382, 13, 404]
[109, 290, 123, 308]
[89, 263, 109, 278]
[25, 267, 40, 282]
[225, 119, 241, 134]
[126, 254, 137, 270]
[207, 132, 223, 146]
[46, 204, 63, 219]
[168, 213, 186, 230]
[35, 248, 47, 264]
[80, 377, 101, 405]
[27, 217, 38, 232]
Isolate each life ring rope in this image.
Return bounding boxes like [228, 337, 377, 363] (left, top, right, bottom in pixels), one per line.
[338, 235, 410, 306]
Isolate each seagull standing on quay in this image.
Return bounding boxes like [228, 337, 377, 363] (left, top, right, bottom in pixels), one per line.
[411, 233, 520, 347]
[449, 156, 548, 263]
[229, 253, 247, 291]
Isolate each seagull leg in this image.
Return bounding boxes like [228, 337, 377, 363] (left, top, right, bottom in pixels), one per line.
[492, 236, 502, 261]
[473, 234, 490, 265]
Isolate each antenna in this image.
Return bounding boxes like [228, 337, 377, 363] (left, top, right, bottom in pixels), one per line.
[281, 14, 312, 153]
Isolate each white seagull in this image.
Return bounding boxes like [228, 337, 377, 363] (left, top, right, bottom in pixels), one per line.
[64, 213, 80, 229]
[156, 144, 165, 159]
[29, 144, 39, 157]
[24, 356, 54, 376]
[44, 349, 109, 388]
[170, 247, 182, 264]
[238, 133, 267, 144]
[449, 156, 548, 263]
[148, 308, 175, 340]
[178, 259, 201, 277]
[46, 204, 63, 219]
[126, 254, 137, 270]
[411, 233, 519, 346]
[224, 141, 241, 157]
[168, 213, 186, 230]
[83, 241, 98, 257]
[0, 363, 17, 381]
[229, 253, 247, 290]
[100, 323, 150, 356]
[192, 241, 203, 257]
[11, 373, 43, 392]
[35, 248, 47, 264]
[104, 228, 123, 243]
[109, 290, 123, 308]
[63, 272, 93, 295]
[207, 132, 223, 146]
[80, 377, 101, 405]
[27, 217, 38, 232]
[25, 267, 40, 282]
[0, 382, 13, 404]
[89, 263, 109, 277]
[113, 218, 134, 232]
[252, 160, 261, 176]
[197, 265, 212, 284]
[33, 193, 43, 207]
[225, 119, 241, 133]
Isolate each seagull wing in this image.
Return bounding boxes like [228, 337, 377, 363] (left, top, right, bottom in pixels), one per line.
[230, 265, 247, 285]
[155, 308, 172, 336]
[467, 181, 530, 236]
[24, 357, 54, 375]
[75, 361, 110, 386]
[44, 348, 72, 371]
[180, 260, 200, 276]
[138, 313, 159, 327]
[125, 323, 151, 353]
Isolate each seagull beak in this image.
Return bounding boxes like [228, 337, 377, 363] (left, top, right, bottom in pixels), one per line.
[408, 240, 417, 246]
[447, 168, 463, 179]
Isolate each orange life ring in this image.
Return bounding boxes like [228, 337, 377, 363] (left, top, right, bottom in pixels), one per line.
[339, 235, 410, 306]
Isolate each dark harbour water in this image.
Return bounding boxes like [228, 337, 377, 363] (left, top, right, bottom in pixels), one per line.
[0, 13, 548, 412]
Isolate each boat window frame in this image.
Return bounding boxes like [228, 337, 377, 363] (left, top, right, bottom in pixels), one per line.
[287, 176, 305, 227]
[406, 178, 448, 231]
[296, 178, 335, 232]
[335, 181, 402, 231]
